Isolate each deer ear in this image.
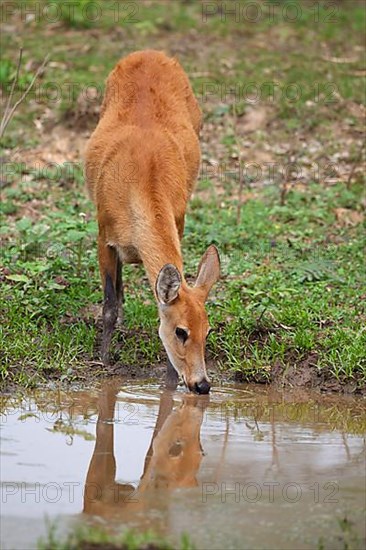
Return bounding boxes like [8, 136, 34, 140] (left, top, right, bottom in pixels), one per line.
[195, 245, 220, 300]
[156, 264, 182, 305]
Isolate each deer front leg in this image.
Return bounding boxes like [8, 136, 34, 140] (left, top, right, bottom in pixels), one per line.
[166, 358, 179, 390]
[98, 236, 120, 365]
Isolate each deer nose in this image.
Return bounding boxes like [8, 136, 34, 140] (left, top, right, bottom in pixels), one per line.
[194, 379, 211, 394]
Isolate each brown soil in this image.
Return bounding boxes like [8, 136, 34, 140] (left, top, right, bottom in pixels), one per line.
[270, 355, 365, 395]
[81, 322, 366, 396]
[1, 316, 364, 395]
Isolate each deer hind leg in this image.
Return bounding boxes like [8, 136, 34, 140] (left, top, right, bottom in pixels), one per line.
[115, 255, 124, 324]
[98, 236, 122, 365]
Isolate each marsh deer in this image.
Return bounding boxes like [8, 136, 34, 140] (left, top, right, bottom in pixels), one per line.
[84, 382, 207, 520]
[85, 50, 220, 394]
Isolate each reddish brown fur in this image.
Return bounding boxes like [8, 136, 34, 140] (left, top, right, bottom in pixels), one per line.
[84, 384, 207, 519]
[86, 50, 201, 280]
[85, 50, 220, 392]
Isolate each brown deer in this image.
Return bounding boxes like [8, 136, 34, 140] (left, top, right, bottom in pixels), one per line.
[85, 50, 220, 394]
[83, 381, 208, 521]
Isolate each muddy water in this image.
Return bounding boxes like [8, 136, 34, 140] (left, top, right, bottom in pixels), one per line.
[1, 381, 365, 550]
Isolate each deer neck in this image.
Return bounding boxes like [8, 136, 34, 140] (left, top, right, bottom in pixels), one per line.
[137, 216, 185, 294]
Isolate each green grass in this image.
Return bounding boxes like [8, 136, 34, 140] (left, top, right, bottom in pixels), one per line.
[1, 0, 365, 390]
[38, 524, 194, 550]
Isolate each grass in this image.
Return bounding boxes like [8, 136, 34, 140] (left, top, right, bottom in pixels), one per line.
[1, 0, 365, 391]
[38, 524, 194, 550]
[317, 515, 365, 550]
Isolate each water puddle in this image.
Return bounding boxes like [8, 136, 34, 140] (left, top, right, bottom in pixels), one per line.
[1, 380, 365, 549]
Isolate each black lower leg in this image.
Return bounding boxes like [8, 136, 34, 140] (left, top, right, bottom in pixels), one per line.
[116, 257, 124, 311]
[101, 273, 118, 365]
[166, 358, 179, 390]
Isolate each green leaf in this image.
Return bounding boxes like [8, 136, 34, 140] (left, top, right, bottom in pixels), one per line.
[23, 262, 49, 274]
[47, 282, 66, 290]
[6, 274, 30, 283]
[16, 218, 33, 232]
[66, 229, 85, 242]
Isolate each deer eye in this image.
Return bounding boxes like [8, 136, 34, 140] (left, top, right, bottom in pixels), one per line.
[175, 327, 188, 343]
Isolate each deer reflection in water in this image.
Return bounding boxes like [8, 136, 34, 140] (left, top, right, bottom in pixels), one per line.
[83, 382, 208, 519]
